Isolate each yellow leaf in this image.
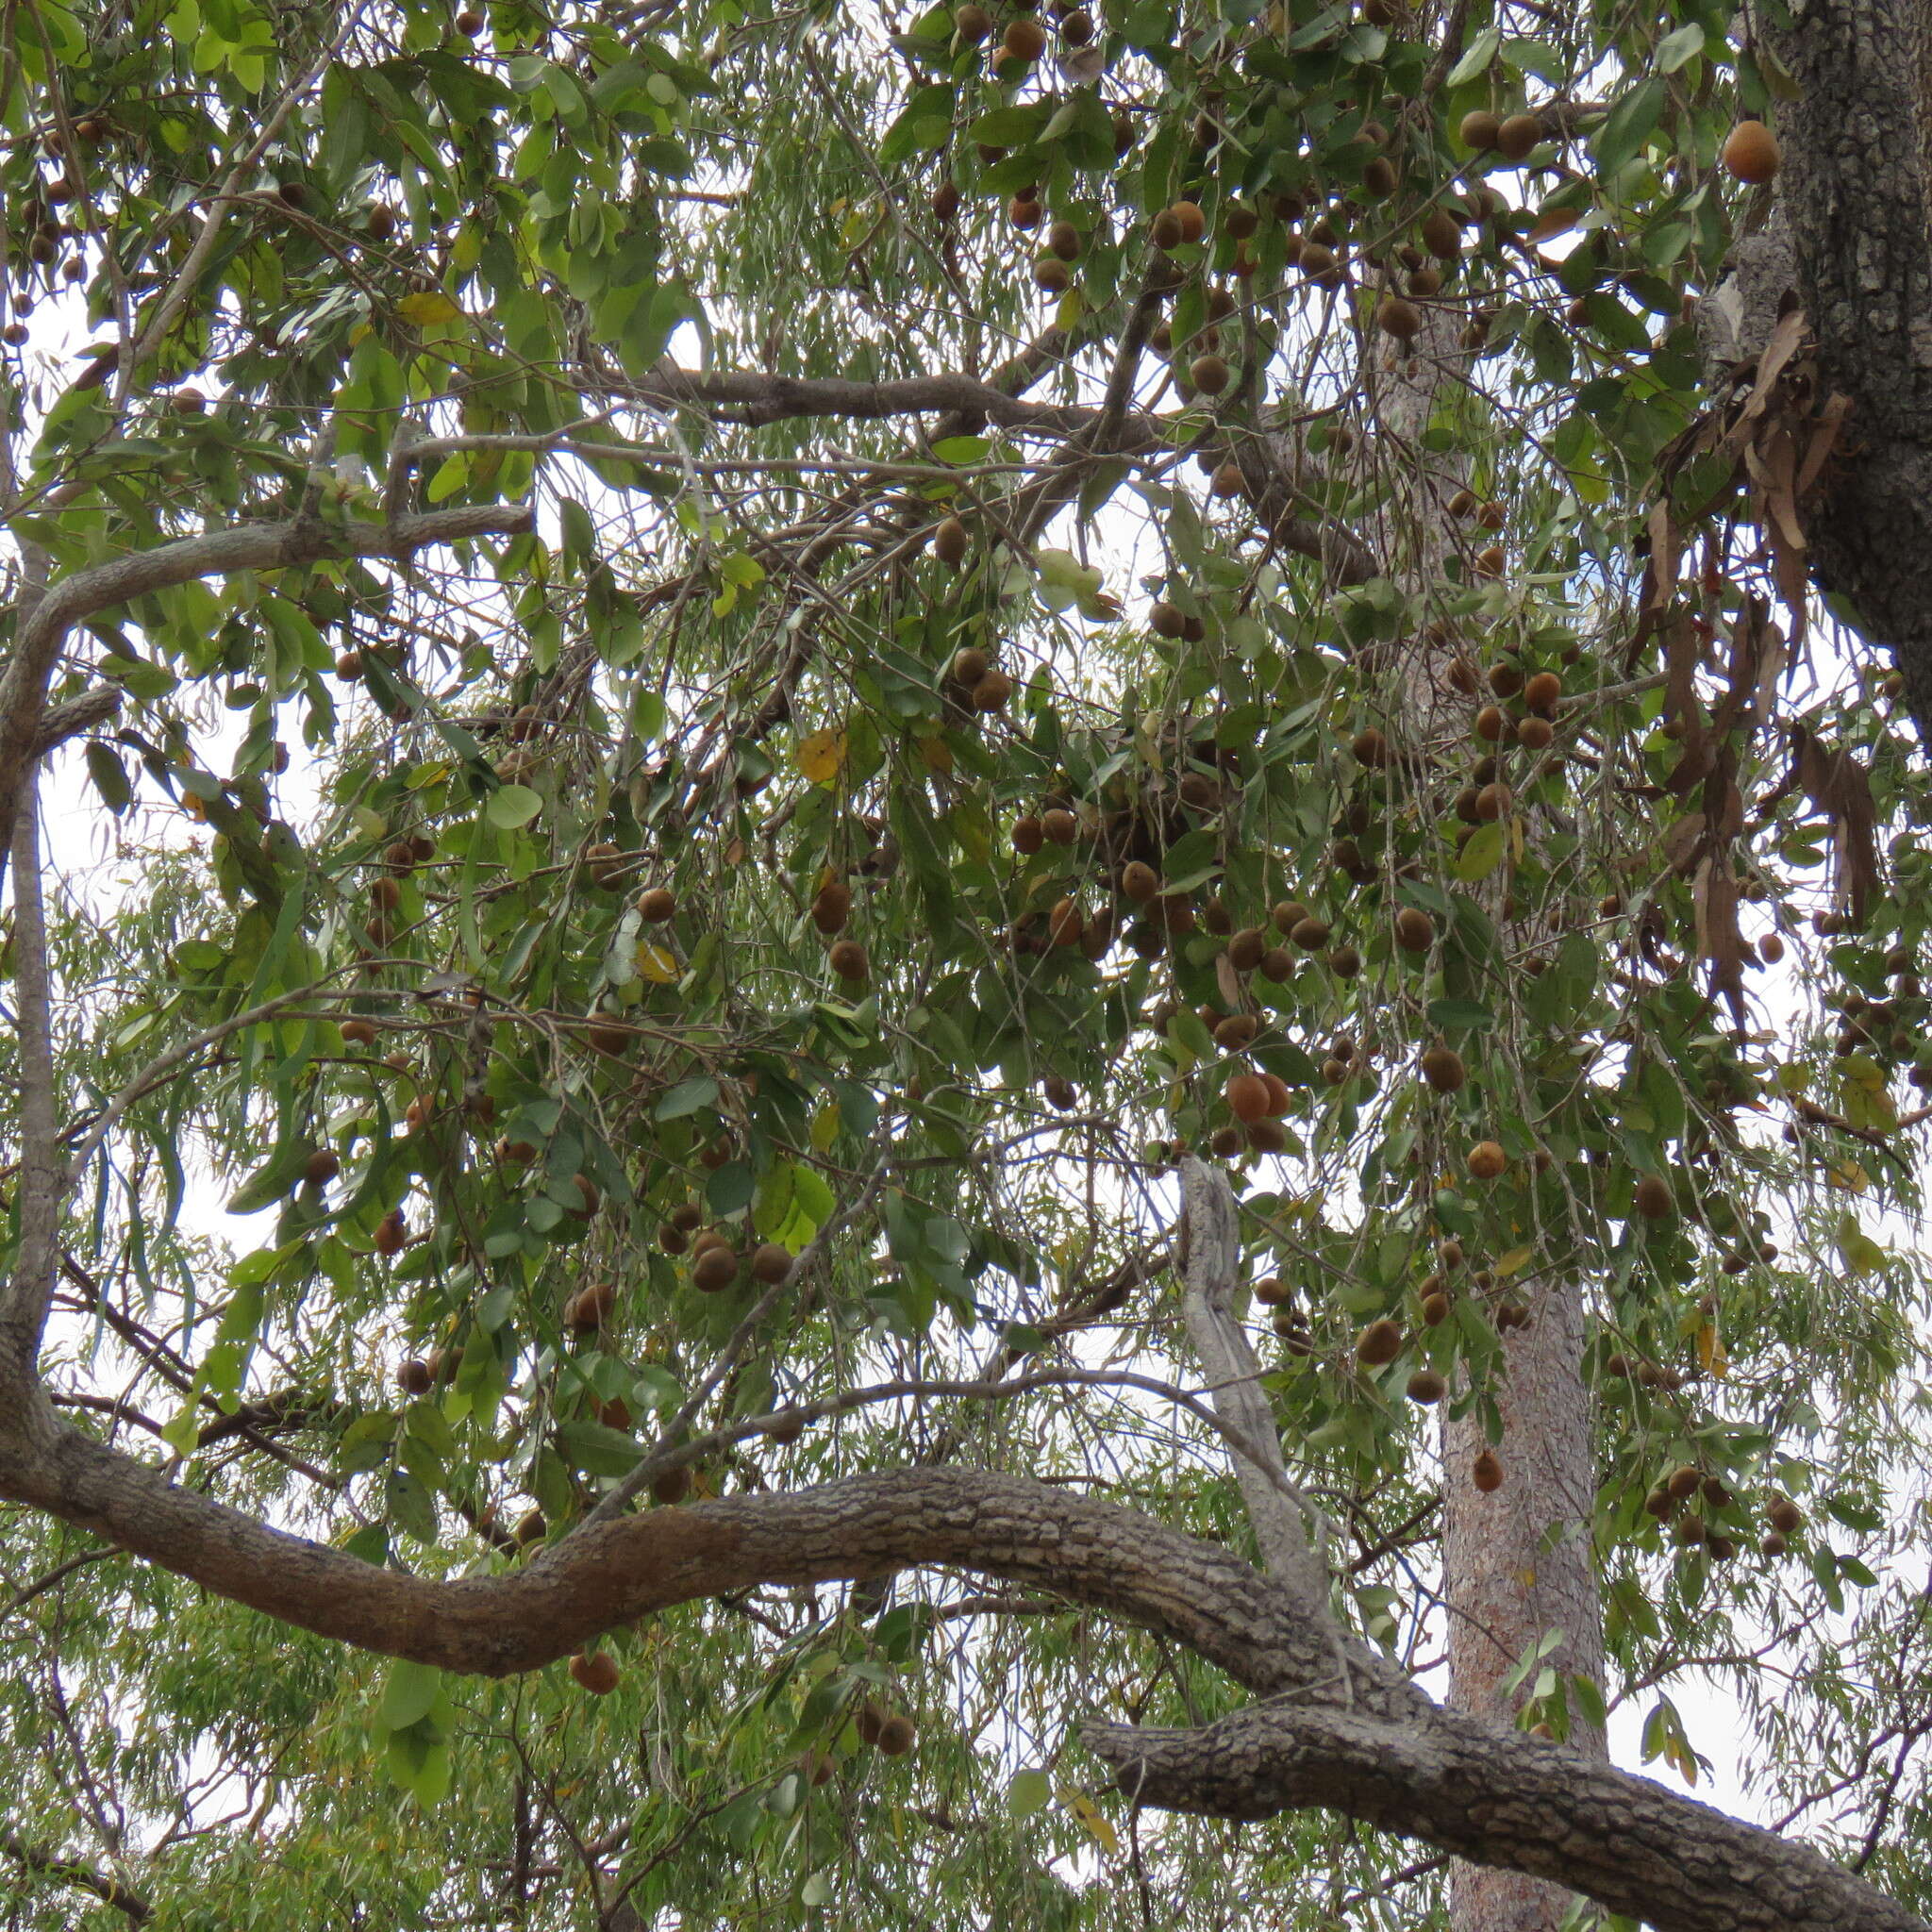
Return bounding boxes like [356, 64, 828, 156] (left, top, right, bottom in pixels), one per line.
[636, 942, 677, 984]
[796, 728, 846, 785]
[398, 291, 463, 325]
[1826, 1159, 1868, 1193]
[1494, 1245, 1535, 1277]
[916, 733, 953, 774]
[1696, 1322, 1728, 1379]
[810, 1101, 841, 1153]
[1066, 1790, 1118, 1856]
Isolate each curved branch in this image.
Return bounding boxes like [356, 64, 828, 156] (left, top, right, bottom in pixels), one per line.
[0, 1826, 149, 1922]
[0, 501, 534, 891]
[1084, 1701, 1927, 1932]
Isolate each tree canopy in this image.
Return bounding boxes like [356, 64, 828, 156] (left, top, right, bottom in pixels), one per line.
[5, 0, 1932, 1927]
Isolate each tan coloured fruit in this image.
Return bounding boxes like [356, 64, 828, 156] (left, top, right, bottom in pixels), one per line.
[693, 1246, 740, 1292]
[1290, 917, 1332, 951]
[1042, 808, 1078, 845]
[1273, 900, 1311, 935]
[1227, 1072, 1272, 1124]
[875, 1713, 917, 1757]
[934, 517, 969, 568]
[1254, 1274, 1290, 1306]
[514, 1507, 547, 1544]
[1246, 1119, 1288, 1153]
[812, 881, 852, 934]
[1768, 1495, 1804, 1534]
[1046, 219, 1081, 261]
[972, 669, 1013, 711]
[397, 1357, 432, 1396]
[303, 1147, 341, 1186]
[1214, 1013, 1258, 1050]
[652, 1465, 692, 1505]
[1474, 544, 1506, 578]
[1407, 1367, 1447, 1404]
[1003, 15, 1046, 60]
[1524, 669, 1563, 713]
[1722, 120, 1780, 185]
[570, 1279, 617, 1332]
[1190, 352, 1230, 393]
[1033, 258, 1072, 294]
[1420, 1044, 1466, 1093]
[1227, 926, 1268, 972]
[1352, 724, 1390, 767]
[1517, 714, 1555, 751]
[1356, 1317, 1404, 1366]
[1421, 1291, 1451, 1326]
[1495, 113, 1541, 160]
[1474, 781, 1512, 822]
[752, 1242, 793, 1285]
[1011, 815, 1044, 855]
[829, 939, 869, 981]
[1121, 859, 1160, 902]
[1472, 1448, 1505, 1492]
[1393, 905, 1435, 952]
[953, 2, 992, 41]
[1149, 208, 1184, 251]
[571, 1650, 621, 1694]
[374, 1208, 408, 1257]
[1633, 1174, 1674, 1219]
[1459, 110, 1502, 150]
[1170, 200, 1207, 244]
[1377, 296, 1422, 341]
[1467, 1140, 1507, 1181]
[637, 887, 676, 923]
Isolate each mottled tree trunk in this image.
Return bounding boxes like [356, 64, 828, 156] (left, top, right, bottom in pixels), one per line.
[1443, 1281, 1606, 1932]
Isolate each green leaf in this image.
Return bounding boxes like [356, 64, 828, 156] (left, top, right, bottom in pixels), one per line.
[486, 784, 543, 828]
[1591, 75, 1667, 178]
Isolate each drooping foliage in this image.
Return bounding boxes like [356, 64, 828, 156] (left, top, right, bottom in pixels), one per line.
[6, 0, 1932, 1925]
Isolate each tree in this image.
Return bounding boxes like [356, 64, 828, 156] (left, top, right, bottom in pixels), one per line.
[4, 0, 1932, 1926]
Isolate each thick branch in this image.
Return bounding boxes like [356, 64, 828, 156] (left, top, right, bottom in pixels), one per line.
[1085, 1701, 1926, 1932]
[0, 1826, 150, 1922]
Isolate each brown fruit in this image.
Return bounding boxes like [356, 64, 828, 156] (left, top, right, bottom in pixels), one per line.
[1227, 1072, 1272, 1124]
[651, 1465, 692, 1505]
[1046, 219, 1081, 262]
[1209, 1124, 1242, 1158]
[1214, 1013, 1258, 1050]
[1524, 670, 1562, 714]
[514, 1507, 546, 1544]
[587, 1018, 630, 1056]
[752, 1242, 793, 1285]
[397, 1357, 432, 1396]
[1356, 1317, 1404, 1366]
[1474, 781, 1512, 822]
[1042, 807, 1078, 845]
[1474, 544, 1506, 579]
[1420, 1044, 1466, 1093]
[829, 939, 869, 981]
[570, 1279, 617, 1333]
[1352, 725, 1390, 767]
[1760, 1531, 1789, 1558]
[1459, 109, 1502, 150]
[1254, 1274, 1290, 1306]
[954, 2, 992, 41]
[1121, 859, 1160, 903]
[1003, 14, 1046, 60]
[1421, 1291, 1451, 1326]
[1393, 905, 1435, 952]
[1474, 704, 1507, 742]
[1472, 1448, 1505, 1492]
[1246, 1120, 1288, 1153]
[693, 1246, 740, 1292]
[496, 1137, 538, 1164]
[1149, 208, 1184, 251]
[374, 1208, 408, 1257]
[1190, 352, 1230, 394]
[1170, 199, 1207, 244]
[1260, 1073, 1291, 1117]
[1467, 1140, 1507, 1181]
[931, 178, 961, 222]
[637, 886, 676, 923]
[1377, 296, 1422, 341]
[1495, 113, 1541, 161]
[1272, 900, 1311, 936]
[934, 517, 970, 567]
[1516, 715, 1555, 751]
[1406, 1368, 1447, 1404]
[1361, 156, 1398, 198]
[1289, 917, 1332, 952]
[1060, 7, 1095, 45]
[1768, 1495, 1804, 1534]
[303, 1147, 341, 1186]
[1033, 258, 1072, 294]
[1633, 1174, 1674, 1220]
[972, 668, 1013, 711]
[1722, 120, 1780, 185]
[811, 881, 852, 934]
[571, 1650, 621, 1695]
[1149, 599, 1187, 639]
[455, 7, 484, 32]
[1327, 944, 1362, 977]
[572, 1174, 601, 1219]
[1261, 946, 1294, 979]
[875, 1713, 917, 1757]
[1227, 925, 1268, 972]
[1011, 814, 1044, 855]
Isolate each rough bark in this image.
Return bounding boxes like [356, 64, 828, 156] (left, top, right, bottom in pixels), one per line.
[1442, 1279, 1607, 1932]
[1764, 0, 1932, 741]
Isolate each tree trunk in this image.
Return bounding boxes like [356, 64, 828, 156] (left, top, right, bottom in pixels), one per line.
[1443, 1278, 1607, 1932]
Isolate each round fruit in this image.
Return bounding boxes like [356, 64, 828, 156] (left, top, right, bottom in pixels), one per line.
[1467, 1140, 1507, 1181]
[1407, 1368, 1447, 1404]
[954, 2, 992, 40]
[1254, 1274, 1289, 1305]
[752, 1242, 793, 1285]
[570, 1650, 621, 1694]
[1121, 859, 1160, 902]
[1149, 599, 1186, 639]
[1722, 120, 1780, 185]
[1170, 200, 1207, 244]
[514, 1507, 546, 1544]
[1474, 544, 1506, 578]
[694, 1246, 739, 1292]
[1393, 906, 1435, 952]
[1633, 1174, 1674, 1219]
[972, 669, 1013, 711]
[1420, 1044, 1465, 1093]
[455, 7, 484, 32]
[1273, 900, 1311, 935]
[1033, 258, 1071, 294]
[1042, 807, 1077, 845]
[1524, 670, 1562, 714]
[875, 1713, 917, 1756]
[1378, 297, 1422, 341]
[374, 1208, 408, 1257]
[1768, 1495, 1804, 1534]
[1003, 15, 1046, 58]
[1047, 219, 1081, 261]
[1214, 1013, 1258, 1050]
[652, 1465, 692, 1505]
[1150, 208, 1184, 251]
[1421, 1291, 1451, 1326]
[1472, 1448, 1505, 1492]
[829, 940, 868, 981]
[811, 881, 852, 935]
[1356, 1317, 1404, 1366]
[397, 1357, 432, 1396]
[1517, 715, 1555, 751]
[303, 1147, 341, 1186]
[1290, 917, 1331, 951]
[1227, 926, 1267, 971]
[1190, 352, 1230, 393]
[1495, 113, 1541, 161]
[1459, 110, 1502, 150]
[1474, 781, 1512, 822]
[571, 1279, 617, 1332]
[1012, 814, 1044, 855]
[637, 887, 676, 923]
[1352, 724, 1390, 767]
[934, 516, 969, 567]
[1227, 1072, 1272, 1124]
